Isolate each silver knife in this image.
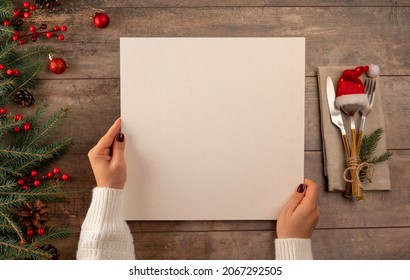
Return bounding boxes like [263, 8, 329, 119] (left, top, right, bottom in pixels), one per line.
[326, 76, 350, 158]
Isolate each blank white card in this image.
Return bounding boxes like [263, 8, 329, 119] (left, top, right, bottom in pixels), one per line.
[120, 38, 305, 220]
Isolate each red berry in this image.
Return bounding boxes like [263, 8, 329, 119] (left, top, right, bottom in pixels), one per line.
[14, 114, 23, 121]
[37, 228, 45, 235]
[30, 5, 36, 11]
[6, 69, 14, 75]
[23, 122, 31, 131]
[41, 23, 47, 29]
[14, 31, 20, 36]
[3, 20, 10, 26]
[19, 240, 25, 245]
[13, 69, 20, 76]
[27, 229, 34, 236]
[47, 172, 54, 179]
[31, 36, 37, 42]
[0, 107, 6, 114]
[18, 39, 24, 45]
[31, 170, 38, 177]
[29, 25, 36, 32]
[0, 64, 4, 70]
[53, 25, 60, 31]
[61, 25, 67, 32]
[61, 174, 69, 181]
[12, 35, 19, 41]
[18, 179, 25, 185]
[33, 180, 41, 187]
[23, 2, 30, 8]
[22, 185, 29, 190]
[13, 127, 21, 133]
[13, 10, 20, 17]
[53, 168, 61, 175]
[45, 32, 52, 39]
[23, 11, 30, 18]
[58, 35, 64, 41]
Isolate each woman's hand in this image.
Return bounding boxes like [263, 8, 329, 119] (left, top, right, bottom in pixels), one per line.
[276, 179, 320, 238]
[88, 118, 127, 189]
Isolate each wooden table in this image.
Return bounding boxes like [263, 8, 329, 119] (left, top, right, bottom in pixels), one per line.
[31, 0, 410, 259]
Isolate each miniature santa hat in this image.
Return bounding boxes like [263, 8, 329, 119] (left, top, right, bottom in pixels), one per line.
[335, 64, 379, 108]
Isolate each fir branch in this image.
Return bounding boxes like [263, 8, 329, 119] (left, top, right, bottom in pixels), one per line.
[0, 238, 52, 260]
[0, 25, 14, 39]
[8, 63, 42, 96]
[0, 146, 52, 161]
[12, 46, 54, 65]
[0, 0, 14, 19]
[25, 107, 71, 150]
[360, 127, 384, 161]
[33, 227, 73, 244]
[0, 210, 25, 242]
[368, 151, 393, 164]
[0, 185, 70, 203]
[0, 41, 16, 63]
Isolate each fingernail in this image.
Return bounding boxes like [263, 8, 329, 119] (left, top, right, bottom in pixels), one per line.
[297, 183, 306, 193]
[116, 133, 125, 143]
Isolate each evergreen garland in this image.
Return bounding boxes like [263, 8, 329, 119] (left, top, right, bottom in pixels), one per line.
[0, 1, 73, 259]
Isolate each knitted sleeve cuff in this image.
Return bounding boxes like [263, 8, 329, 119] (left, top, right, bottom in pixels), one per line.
[77, 187, 135, 260]
[81, 187, 124, 228]
[274, 238, 313, 260]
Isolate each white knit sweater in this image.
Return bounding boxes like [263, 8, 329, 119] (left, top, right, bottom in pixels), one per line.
[77, 187, 312, 260]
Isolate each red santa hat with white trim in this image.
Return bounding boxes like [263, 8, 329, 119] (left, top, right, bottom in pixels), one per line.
[335, 64, 379, 109]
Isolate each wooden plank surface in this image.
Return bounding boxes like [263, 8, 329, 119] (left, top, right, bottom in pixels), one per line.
[19, 0, 410, 259]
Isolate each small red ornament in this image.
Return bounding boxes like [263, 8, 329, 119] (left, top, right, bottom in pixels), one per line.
[22, 185, 29, 190]
[3, 20, 10, 26]
[47, 172, 54, 179]
[13, 10, 20, 17]
[33, 180, 41, 187]
[53, 168, 61, 175]
[19, 240, 25, 245]
[61, 174, 69, 181]
[23, 11, 30, 18]
[13, 69, 20, 76]
[93, 12, 110, 28]
[0, 107, 6, 114]
[31, 170, 38, 177]
[27, 229, 34, 236]
[37, 228, 45, 235]
[18, 179, 25, 185]
[14, 114, 23, 121]
[14, 127, 21, 133]
[23, 2, 30, 8]
[6, 69, 14, 75]
[48, 57, 67, 74]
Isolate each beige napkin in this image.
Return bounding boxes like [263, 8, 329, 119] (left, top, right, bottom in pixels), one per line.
[317, 66, 391, 192]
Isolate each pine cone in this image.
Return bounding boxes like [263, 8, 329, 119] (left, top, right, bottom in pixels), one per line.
[34, 0, 60, 9]
[40, 244, 60, 260]
[17, 199, 50, 229]
[14, 89, 35, 107]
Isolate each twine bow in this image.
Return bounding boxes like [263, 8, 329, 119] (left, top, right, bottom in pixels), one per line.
[343, 156, 375, 185]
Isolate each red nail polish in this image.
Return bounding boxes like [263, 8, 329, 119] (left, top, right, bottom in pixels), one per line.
[297, 183, 306, 193]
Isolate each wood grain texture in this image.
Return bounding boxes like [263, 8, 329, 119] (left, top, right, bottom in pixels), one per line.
[14, 0, 409, 259]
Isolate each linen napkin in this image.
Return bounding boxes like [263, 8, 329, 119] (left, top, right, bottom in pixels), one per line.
[317, 66, 391, 192]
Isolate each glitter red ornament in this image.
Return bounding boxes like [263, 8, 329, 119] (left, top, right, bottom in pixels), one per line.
[48, 57, 67, 74]
[93, 12, 110, 28]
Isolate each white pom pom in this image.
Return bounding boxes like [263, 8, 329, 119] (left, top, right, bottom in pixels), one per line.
[367, 64, 380, 78]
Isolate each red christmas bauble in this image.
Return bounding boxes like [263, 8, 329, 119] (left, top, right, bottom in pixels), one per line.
[93, 12, 110, 28]
[37, 228, 45, 235]
[61, 174, 69, 181]
[49, 57, 67, 74]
